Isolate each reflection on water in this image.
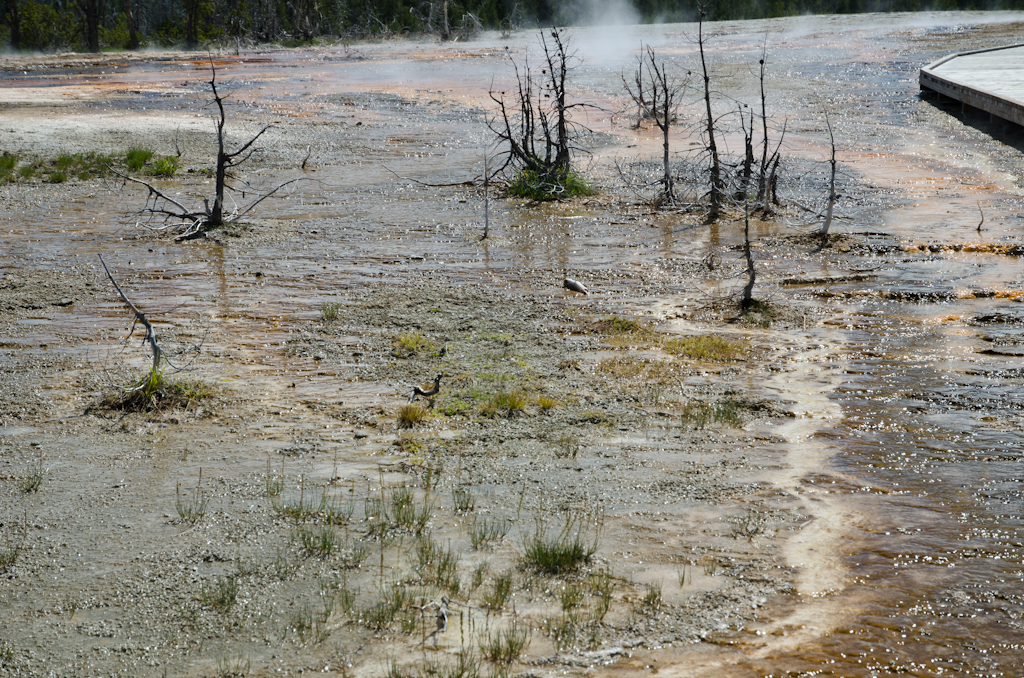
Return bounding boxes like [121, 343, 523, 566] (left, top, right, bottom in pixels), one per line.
[4, 10, 1024, 675]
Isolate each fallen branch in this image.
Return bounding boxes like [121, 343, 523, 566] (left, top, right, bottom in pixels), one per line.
[381, 163, 479, 187]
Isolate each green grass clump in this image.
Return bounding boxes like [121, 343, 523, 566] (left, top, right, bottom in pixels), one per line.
[0, 534, 24, 573]
[125, 147, 154, 171]
[478, 390, 528, 419]
[507, 167, 595, 201]
[537, 395, 558, 412]
[19, 458, 44, 493]
[55, 153, 75, 171]
[176, 471, 208, 524]
[0, 152, 118, 184]
[452, 486, 475, 513]
[360, 584, 411, 629]
[150, 156, 179, 177]
[365, 486, 432, 537]
[480, 622, 530, 664]
[663, 335, 748, 361]
[484, 571, 514, 610]
[594, 315, 652, 337]
[101, 369, 213, 412]
[522, 515, 598, 575]
[679, 398, 744, 429]
[296, 525, 339, 557]
[414, 535, 461, 595]
[0, 153, 16, 181]
[397, 403, 429, 429]
[636, 582, 662, 615]
[321, 301, 340, 321]
[468, 516, 511, 549]
[199, 574, 238, 613]
[393, 331, 433, 357]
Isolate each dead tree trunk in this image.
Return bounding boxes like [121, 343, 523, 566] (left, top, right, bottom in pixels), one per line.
[756, 48, 769, 207]
[623, 46, 684, 207]
[698, 3, 724, 223]
[481, 154, 489, 241]
[741, 207, 756, 311]
[737, 105, 754, 201]
[819, 109, 837, 245]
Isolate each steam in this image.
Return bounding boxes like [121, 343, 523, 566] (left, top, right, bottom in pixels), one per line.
[554, 0, 644, 65]
[555, 0, 641, 26]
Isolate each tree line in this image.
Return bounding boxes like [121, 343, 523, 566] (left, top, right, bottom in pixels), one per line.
[3, 0, 1023, 54]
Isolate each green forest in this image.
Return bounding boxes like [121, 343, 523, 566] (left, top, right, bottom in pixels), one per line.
[1, 0, 1022, 53]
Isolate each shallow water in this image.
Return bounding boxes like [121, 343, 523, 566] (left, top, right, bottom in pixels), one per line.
[4, 10, 1024, 676]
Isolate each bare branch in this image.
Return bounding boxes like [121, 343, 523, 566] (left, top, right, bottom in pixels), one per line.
[98, 255, 161, 378]
[381, 164, 479, 187]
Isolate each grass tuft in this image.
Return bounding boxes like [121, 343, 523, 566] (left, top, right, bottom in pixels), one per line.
[199, 574, 239, 613]
[150, 156, 179, 177]
[125, 146, 154, 171]
[101, 369, 213, 413]
[398, 403, 429, 429]
[537, 394, 558, 412]
[467, 516, 511, 550]
[0, 519, 26, 573]
[663, 335, 748, 361]
[483, 571, 514, 610]
[321, 301, 341, 321]
[507, 166, 594, 201]
[452, 486, 475, 513]
[594, 315, 652, 337]
[176, 469, 208, 524]
[521, 513, 599, 575]
[295, 525, 340, 557]
[393, 330, 433, 357]
[480, 622, 531, 664]
[679, 398, 744, 429]
[19, 457, 44, 493]
[478, 390, 528, 419]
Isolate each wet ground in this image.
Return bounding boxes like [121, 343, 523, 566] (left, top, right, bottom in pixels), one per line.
[2, 10, 1024, 678]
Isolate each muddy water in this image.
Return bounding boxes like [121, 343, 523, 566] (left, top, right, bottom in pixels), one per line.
[4, 10, 1024, 676]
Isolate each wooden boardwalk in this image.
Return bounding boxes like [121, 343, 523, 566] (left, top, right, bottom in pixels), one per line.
[920, 44, 1024, 127]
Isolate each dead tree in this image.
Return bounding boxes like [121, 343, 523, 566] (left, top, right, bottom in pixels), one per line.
[819, 109, 837, 245]
[110, 60, 303, 240]
[741, 206, 756, 311]
[99, 255, 163, 389]
[697, 2, 724, 223]
[754, 45, 786, 215]
[623, 46, 686, 207]
[98, 255, 204, 408]
[737, 104, 755, 201]
[488, 28, 593, 200]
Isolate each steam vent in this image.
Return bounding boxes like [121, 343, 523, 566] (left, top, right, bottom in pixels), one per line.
[920, 43, 1024, 127]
